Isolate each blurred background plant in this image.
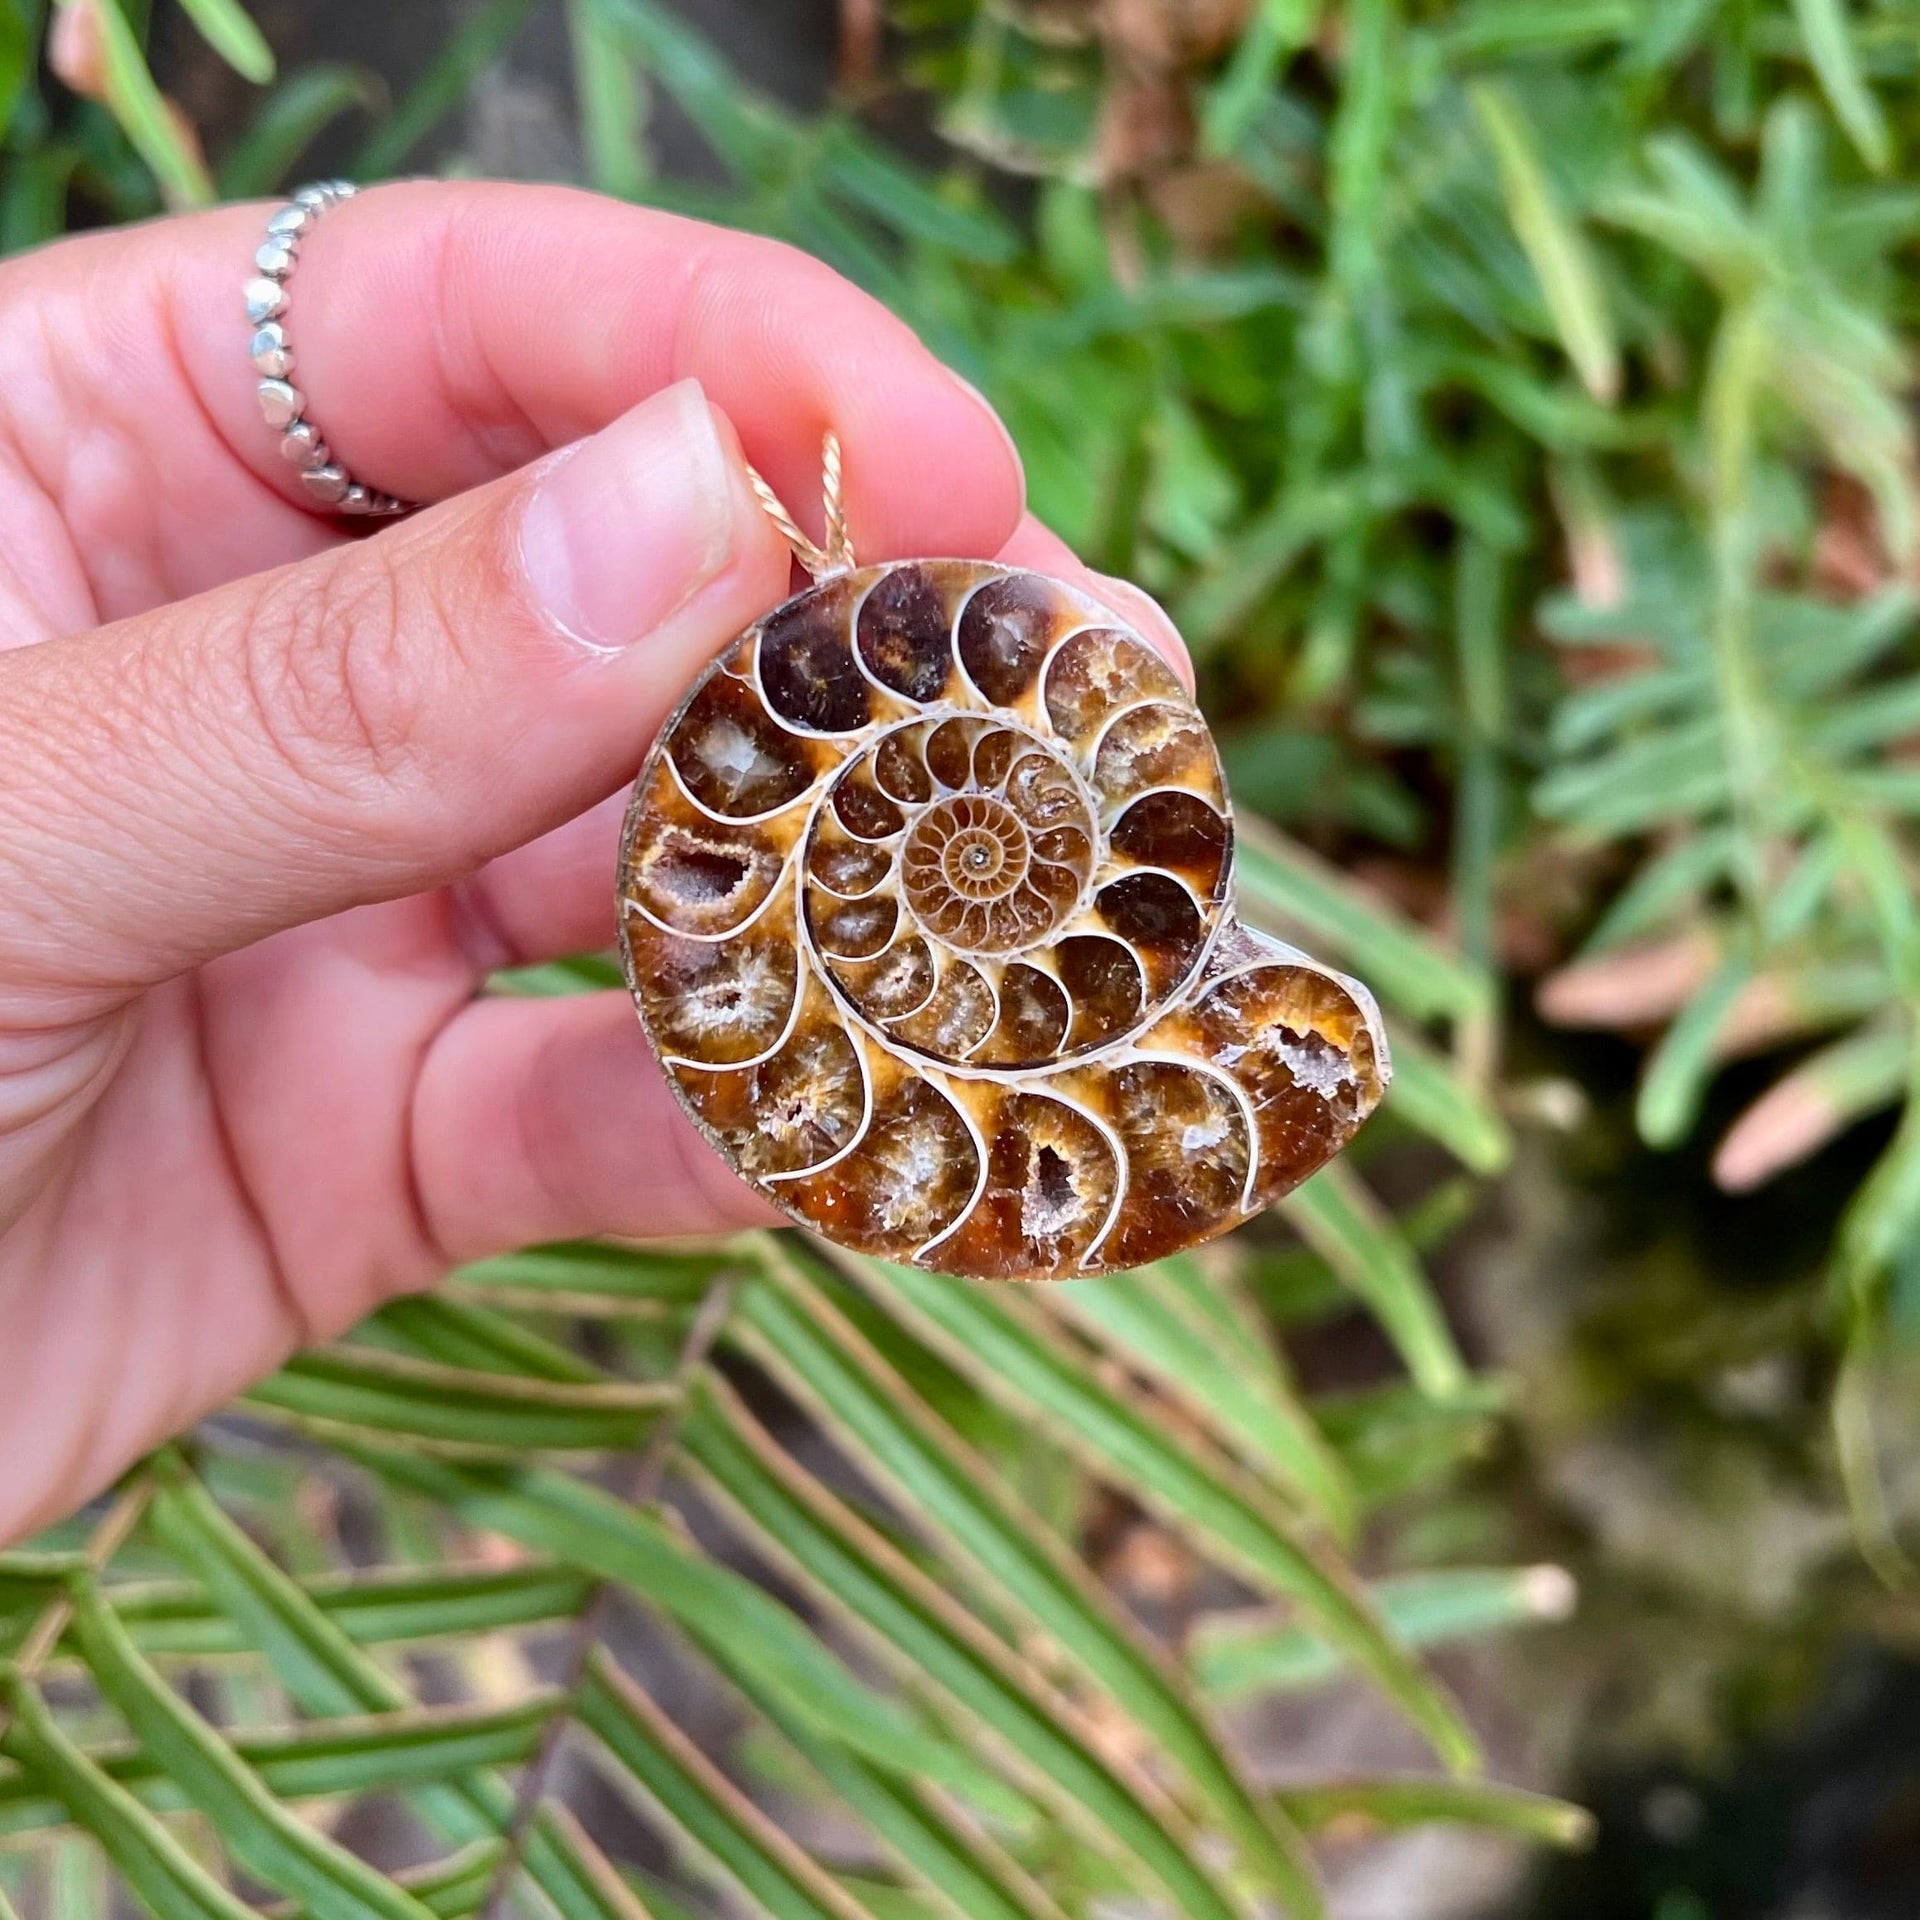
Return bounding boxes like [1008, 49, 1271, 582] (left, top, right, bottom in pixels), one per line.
[4, 1, 1920, 1916]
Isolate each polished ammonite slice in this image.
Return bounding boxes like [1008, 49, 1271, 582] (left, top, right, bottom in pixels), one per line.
[618, 559, 1389, 1280]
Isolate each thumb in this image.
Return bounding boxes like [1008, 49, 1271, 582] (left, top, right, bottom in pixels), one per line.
[0, 380, 793, 1004]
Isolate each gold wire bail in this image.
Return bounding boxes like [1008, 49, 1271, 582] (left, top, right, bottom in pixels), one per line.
[744, 431, 854, 581]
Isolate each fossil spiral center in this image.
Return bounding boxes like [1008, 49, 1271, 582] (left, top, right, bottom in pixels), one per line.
[908, 796, 1031, 914]
[798, 716, 1106, 1067]
[889, 752, 1093, 960]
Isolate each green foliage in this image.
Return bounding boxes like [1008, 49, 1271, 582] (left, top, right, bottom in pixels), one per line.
[0, 1238, 1576, 1918]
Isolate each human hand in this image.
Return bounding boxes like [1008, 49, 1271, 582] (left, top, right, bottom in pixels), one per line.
[0, 181, 1189, 1545]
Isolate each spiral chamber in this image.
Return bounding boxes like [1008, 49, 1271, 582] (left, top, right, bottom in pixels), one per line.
[620, 559, 1389, 1280]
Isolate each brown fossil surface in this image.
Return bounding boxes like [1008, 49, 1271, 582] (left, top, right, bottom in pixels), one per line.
[620, 559, 1389, 1280]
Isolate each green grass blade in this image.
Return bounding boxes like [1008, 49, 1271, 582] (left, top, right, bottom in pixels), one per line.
[388, 1842, 512, 1920]
[1311, 1379, 1507, 1510]
[854, 1260, 1478, 1775]
[1175, 481, 1367, 657]
[1046, 1261, 1355, 1532]
[722, 1666, 1071, 1920]
[1385, 1028, 1514, 1173]
[1635, 950, 1752, 1148]
[1442, 0, 1638, 57]
[1471, 81, 1618, 402]
[0, 1703, 554, 1836]
[0, 0, 32, 139]
[585, 0, 789, 176]
[368, 1294, 611, 1382]
[47, 1838, 108, 1920]
[348, 1442, 1009, 1808]
[4, 148, 93, 250]
[1203, 0, 1319, 156]
[1534, 718, 1730, 835]
[1278, 1165, 1468, 1397]
[734, 1251, 1326, 1916]
[0, 1681, 255, 1920]
[819, 122, 1017, 264]
[352, 0, 540, 176]
[1234, 818, 1493, 1027]
[149, 1453, 408, 1714]
[1326, 0, 1397, 293]
[449, 1242, 741, 1314]
[1450, 534, 1509, 974]
[175, 0, 274, 84]
[150, 1457, 639, 1920]
[243, 1346, 669, 1454]
[1581, 831, 1734, 955]
[578, 1657, 871, 1920]
[1791, 0, 1890, 173]
[1836, 1080, 1920, 1301]
[227, 1702, 551, 1801]
[1193, 1566, 1576, 1700]
[680, 1383, 1254, 1920]
[1273, 1777, 1595, 1849]
[567, 0, 650, 198]
[103, 1562, 592, 1660]
[93, 0, 214, 206]
[218, 63, 381, 198]
[68, 1584, 437, 1920]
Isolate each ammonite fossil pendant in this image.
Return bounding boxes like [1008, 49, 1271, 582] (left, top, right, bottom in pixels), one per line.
[617, 446, 1389, 1281]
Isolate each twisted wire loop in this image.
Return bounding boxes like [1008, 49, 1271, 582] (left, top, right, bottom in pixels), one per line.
[744, 431, 855, 580]
[820, 432, 853, 574]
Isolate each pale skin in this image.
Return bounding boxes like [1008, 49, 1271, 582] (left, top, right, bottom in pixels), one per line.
[0, 182, 1192, 1546]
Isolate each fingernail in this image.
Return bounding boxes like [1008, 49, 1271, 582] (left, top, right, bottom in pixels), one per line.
[519, 379, 738, 652]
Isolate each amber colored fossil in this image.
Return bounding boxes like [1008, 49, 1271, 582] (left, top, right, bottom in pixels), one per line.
[619, 560, 1389, 1280]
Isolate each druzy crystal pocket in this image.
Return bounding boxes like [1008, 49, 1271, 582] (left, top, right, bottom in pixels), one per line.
[619, 559, 1389, 1280]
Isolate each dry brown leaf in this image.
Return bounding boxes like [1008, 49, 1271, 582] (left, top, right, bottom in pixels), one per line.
[1094, 73, 1194, 184]
[1813, 471, 1892, 598]
[1536, 930, 1719, 1030]
[1149, 162, 1271, 258]
[1715, 1074, 1853, 1192]
[838, 0, 883, 91]
[1103, 0, 1257, 69]
[49, 0, 108, 100]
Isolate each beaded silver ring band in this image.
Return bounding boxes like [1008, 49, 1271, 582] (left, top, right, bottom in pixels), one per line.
[245, 181, 413, 519]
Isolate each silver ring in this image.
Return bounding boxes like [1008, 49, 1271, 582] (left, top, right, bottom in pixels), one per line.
[244, 181, 413, 519]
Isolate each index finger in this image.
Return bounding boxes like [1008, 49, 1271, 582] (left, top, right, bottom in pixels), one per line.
[4, 182, 1027, 616]
[185, 181, 1026, 558]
